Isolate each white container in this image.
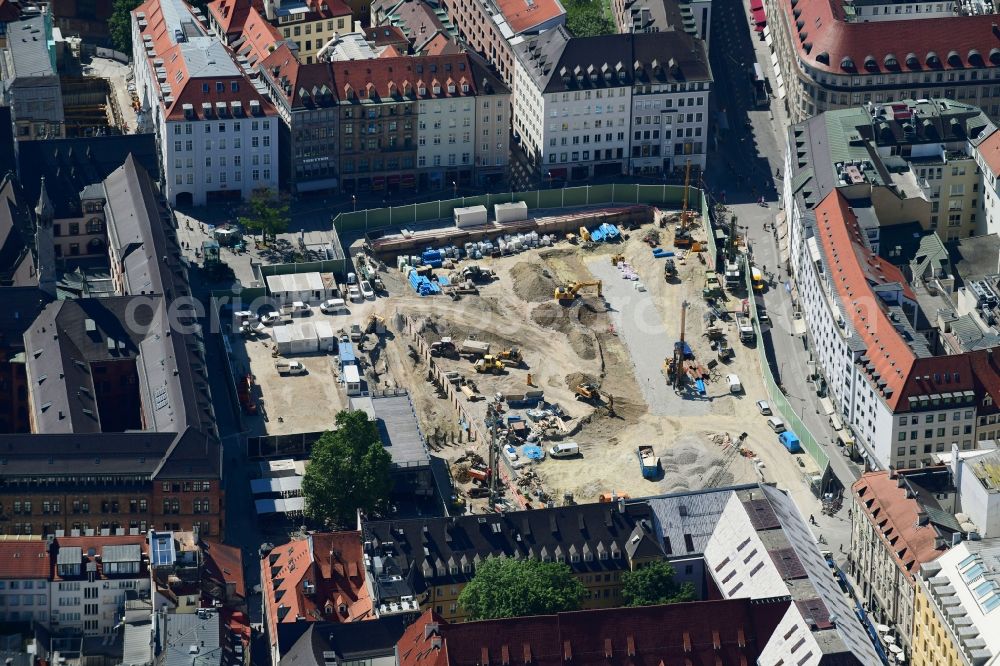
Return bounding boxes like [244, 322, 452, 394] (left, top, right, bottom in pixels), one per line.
[494, 201, 528, 223]
[454, 205, 488, 228]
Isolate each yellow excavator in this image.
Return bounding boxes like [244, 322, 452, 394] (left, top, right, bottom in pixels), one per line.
[554, 280, 603, 302]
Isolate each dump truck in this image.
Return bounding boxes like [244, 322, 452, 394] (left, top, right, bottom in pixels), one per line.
[473, 356, 505, 373]
[724, 261, 741, 289]
[736, 314, 755, 343]
[702, 272, 722, 299]
[637, 445, 661, 480]
[460, 339, 491, 357]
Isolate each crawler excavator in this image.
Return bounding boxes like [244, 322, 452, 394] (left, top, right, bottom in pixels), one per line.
[554, 280, 603, 302]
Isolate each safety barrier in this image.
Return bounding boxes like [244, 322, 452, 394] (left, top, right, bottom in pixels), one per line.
[332, 183, 703, 233]
[742, 257, 831, 474]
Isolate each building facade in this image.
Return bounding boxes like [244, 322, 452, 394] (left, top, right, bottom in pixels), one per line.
[263, 0, 352, 63]
[763, 0, 1000, 123]
[132, 0, 279, 206]
[912, 540, 1000, 665]
[850, 469, 958, 651]
[511, 28, 711, 184]
[0, 539, 50, 626]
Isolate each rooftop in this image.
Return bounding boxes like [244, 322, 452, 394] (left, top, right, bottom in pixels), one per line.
[2, 14, 55, 80]
[774, 0, 1000, 77]
[493, 0, 566, 35]
[397, 600, 791, 666]
[160, 609, 223, 666]
[369, 392, 432, 469]
[968, 449, 1000, 491]
[513, 27, 711, 94]
[854, 468, 959, 579]
[261, 531, 372, 639]
[0, 538, 50, 579]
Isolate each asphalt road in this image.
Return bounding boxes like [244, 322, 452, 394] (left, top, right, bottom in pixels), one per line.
[704, 0, 863, 560]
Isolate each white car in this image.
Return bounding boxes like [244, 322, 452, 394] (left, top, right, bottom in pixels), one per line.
[756, 400, 772, 416]
[503, 445, 519, 462]
[320, 298, 347, 314]
[360, 280, 375, 300]
[259, 312, 281, 326]
[348, 285, 362, 302]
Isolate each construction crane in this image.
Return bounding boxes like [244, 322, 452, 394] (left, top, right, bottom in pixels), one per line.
[554, 280, 603, 302]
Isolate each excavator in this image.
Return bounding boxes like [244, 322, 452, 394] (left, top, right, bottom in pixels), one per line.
[496, 347, 523, 365]
[554, 280, 603, 302]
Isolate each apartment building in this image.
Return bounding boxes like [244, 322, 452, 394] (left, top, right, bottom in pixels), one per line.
[262, 0, 353, 63]
[782, 101, 1000, 470]
[131, 0, 279, 207]
[439, 0, 564, 87]
[763, 0, 1000, 122]
[260, 44, 340, 193]
[0, 539, 50, 626]
[260, 531, 372, 666]
[51, 534, 150, 635]
[850, 468, 959, 652]
[848, 0, 959, 21]
[913, 540, 1000, 665]
[371, 0, 460, 55]
[0, 13, 65, 141]
[511, 27, 711, 184]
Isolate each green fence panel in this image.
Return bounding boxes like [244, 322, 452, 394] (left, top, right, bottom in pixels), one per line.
[700, 192, 717, 260]
[742, 256, 830, 474]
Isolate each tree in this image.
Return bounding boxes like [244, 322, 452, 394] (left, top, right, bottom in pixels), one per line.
[621, 561, 696, 607]
[238, 188, 290, 245]
[458, 557, 586, 620]
[109, 0, 142, 55]
[302, 410, 393, 527]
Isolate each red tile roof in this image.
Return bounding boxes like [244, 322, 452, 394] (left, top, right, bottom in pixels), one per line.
[364, 24, 409, 49]
[399, 599, 791, 666]
[775, 0, 1000, 75]
[978, 130, 1000, 177]
[261, 44, 338, 109]
[814, 191, 916, 408]
[0, 539, 50, 579]
[206, 0, 264, 38]
[853, 471, 949, 579]
[202, 539, 245, 599]
[234, 6, 282, 66]
[261, 531, 373, 647]
[334, 54, 478, 101]
[134, 0, 277, 121]
[495, 0, 565, 34]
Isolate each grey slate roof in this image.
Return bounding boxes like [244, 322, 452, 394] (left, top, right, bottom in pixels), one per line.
[103, 544, 142, 563]
[0, 175, 37, 286]
[0, 285, 50, 350]
[362, 501, 663, 605]
[3, 15, 55, 79]
[278, 618, 410, 666]
[57, 546, 82, 565]
[16, 136, 159, 219]
[370, 393, 431, 469]
[160, 610, 222, 666]
[514, 26, 711, 94]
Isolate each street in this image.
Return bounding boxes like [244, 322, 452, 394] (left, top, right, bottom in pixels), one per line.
[704, 0, 864, 562]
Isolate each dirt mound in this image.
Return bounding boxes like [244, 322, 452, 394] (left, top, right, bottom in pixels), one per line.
[565, 372, 598, 390]
[511, 262, 557, 302]
[533, 302, 598, 360]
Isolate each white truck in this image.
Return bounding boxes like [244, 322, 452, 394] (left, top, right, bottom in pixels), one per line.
[275, 360, 307, 376]
[736, 314, 755, 343]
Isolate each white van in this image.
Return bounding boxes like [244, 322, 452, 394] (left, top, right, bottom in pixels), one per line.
[727, 374, 742, 394]
[290, 301, 310, 316]
[767, 417, 786, 433]
[320, 298, 347, 314]
[549, 442, 580, 458]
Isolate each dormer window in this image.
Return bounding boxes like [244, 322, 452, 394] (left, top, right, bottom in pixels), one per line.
[461, 83, 469, 93]
[447, 83, 456, 94]
[433, 84, 441, 94]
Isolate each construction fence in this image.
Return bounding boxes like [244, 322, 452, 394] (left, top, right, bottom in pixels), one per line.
[332, 183, 703, 233]
[742, 256, 831, 478]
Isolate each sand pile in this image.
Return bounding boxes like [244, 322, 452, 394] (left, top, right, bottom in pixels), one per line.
[511, 262, 557, 302]
[531, 302, 597, 360]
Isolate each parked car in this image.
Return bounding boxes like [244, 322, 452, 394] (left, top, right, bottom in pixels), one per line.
[320, 298, 347, 314]
[360, 280, 375, 300]
[346, 272, 357, 285]
[727, 374, 743, 394]
[259, 312, 281, 326]
[756, 400, 772, 416]
[767, 417, 786, 433]
[503, 444, 519, 462]
[348, 285, 362, 302]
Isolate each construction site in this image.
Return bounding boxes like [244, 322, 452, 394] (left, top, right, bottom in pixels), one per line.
[237, 186, 822, 513]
